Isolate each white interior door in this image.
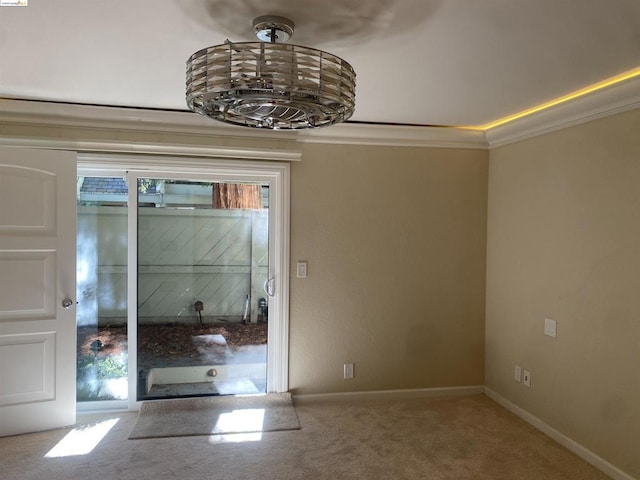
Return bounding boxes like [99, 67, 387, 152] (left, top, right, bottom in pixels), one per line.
[0, 146, 77, 436]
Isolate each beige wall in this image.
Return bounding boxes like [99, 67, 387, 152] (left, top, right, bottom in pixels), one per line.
[486, 107, 640, 478]
[289, 143, 488, 394]
[5, 120, 489, 397]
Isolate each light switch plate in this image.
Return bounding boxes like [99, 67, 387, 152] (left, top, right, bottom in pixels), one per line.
[344, 363, 354, 379]
[296, 261, 308, 278]
[544, 318, 557, 338]
[515, 365, 522, 382]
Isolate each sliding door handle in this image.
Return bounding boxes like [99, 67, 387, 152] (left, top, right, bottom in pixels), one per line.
[264, 276, 275, 297]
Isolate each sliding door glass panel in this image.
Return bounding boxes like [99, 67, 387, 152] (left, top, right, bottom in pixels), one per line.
[136, 179, 268, 400]
[76, 176, 128, 402]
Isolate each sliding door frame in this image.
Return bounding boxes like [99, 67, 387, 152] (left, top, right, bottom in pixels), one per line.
[78, 154, 290, 411]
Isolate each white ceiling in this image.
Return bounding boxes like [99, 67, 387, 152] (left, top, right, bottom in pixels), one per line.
[1, 0, 638, 127]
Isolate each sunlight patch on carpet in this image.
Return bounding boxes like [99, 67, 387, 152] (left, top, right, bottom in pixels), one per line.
[45, 418, 119, 458]
[214, 408, 265, 433]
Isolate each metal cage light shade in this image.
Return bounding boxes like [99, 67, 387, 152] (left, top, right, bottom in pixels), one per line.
[186, 16, 356, 129]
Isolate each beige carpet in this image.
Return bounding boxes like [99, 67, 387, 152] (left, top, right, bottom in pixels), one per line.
[129, 393, 300, 439]
[0, 394, 616, 479]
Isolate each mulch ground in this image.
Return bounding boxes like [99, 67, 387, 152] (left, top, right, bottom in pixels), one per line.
[77, 323, 268, 366]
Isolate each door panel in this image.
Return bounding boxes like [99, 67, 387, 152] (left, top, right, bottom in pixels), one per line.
[0, 147, 76, 436]
[0, 165, 56, 235]
[0, 251, 56, 320]
[134, 178, 268, 400]
[0, 332, 55, 405]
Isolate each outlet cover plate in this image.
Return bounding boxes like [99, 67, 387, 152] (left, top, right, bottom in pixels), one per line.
[344, 363, 354, 379]
[523, 369, 531, 387]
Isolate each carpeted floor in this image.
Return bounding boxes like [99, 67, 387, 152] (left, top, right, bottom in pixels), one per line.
[0, 394, 611, 480]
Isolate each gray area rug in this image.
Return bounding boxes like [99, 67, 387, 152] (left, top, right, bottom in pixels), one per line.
[129, 393, 300, 439]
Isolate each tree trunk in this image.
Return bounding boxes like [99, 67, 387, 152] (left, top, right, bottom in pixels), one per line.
[213, 184, 262, 209]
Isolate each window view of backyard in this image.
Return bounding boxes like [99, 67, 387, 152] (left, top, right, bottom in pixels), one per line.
[76, 176, 269, 402]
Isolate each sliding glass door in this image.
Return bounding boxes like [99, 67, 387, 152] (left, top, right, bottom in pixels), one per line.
[76, 176, 128, 405]
[135, 178, 269, 400]
[76, 158, 289, 409]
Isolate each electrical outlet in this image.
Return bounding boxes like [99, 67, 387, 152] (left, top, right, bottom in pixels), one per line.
[523, 369, 531, 387]
[544, 318, 557, 338]
[343, 363, 354, 379]
[515, 365, 522, 382]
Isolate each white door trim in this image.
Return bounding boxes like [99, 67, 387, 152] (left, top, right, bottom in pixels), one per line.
[78, 155, 290, 410]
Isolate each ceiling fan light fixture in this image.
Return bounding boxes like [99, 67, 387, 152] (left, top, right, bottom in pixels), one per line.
[186, 15, 356, 130]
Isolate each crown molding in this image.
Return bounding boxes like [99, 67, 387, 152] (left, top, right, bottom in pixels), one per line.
[485, 74, 640, 148]
[296, 122, 487, 149]
[0, 98, 298, 140]
[5, 79, 637, 152]
[0, 99, 488, 150]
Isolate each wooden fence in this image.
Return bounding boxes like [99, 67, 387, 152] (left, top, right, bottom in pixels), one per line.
[77, 206, 268, 326]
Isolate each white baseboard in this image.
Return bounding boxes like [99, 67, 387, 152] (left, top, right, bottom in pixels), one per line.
[292, 385, 484, 405]
[484, 387, 635, 480]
